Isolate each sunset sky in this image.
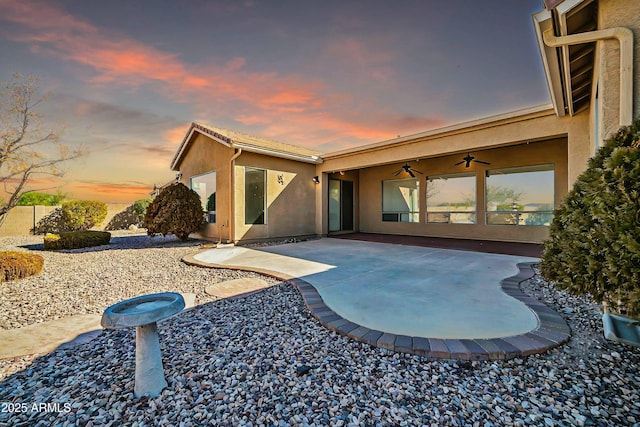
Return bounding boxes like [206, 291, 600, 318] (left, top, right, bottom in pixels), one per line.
[0, 0, 549, 203]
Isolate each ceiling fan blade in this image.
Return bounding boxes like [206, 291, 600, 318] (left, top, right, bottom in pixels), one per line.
[393, 170, 402, 176]
[454, 161, 465, 166]
[474, 160, 491, 165]
[412, 169, 424, 175]
[408, 170, 415, 178]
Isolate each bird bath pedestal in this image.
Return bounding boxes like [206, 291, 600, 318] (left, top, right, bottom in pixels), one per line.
[101, 292, 185, 397]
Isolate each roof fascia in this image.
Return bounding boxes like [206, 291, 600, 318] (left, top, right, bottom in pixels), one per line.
[170, 124, 232, 171]
[322, 104, 555, 159]
[533, 8, 567, 118]
[556, 0, 592, 116]
[233, 142, 323, 164]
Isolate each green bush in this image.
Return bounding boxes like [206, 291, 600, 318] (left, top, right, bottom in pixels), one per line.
[17, 191, 66, 206]
[541, 118, 640, 317]
[133, 198, 153, 218]
[61, 200, 108, 231]
[0, 251, 44, 282]
[143, 183, 203, 241]
[44, 231, 111, 250]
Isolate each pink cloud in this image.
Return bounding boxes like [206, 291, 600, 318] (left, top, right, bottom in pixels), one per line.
[163, 126, 191, 145]
[68, 181, 153, 202]
[0, 0, 443, 148]
[323, 37, 397, 84]
[224, 57, 247, 72]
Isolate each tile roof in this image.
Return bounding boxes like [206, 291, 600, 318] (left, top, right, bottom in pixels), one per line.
[193, 122, 322, 157]
[171, 122, 322, 170]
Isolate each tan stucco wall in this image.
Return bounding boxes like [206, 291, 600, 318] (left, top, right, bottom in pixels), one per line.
[0, 206, 59, 236]
[316, 110, 587, 240]
[354, 139, 567, 243]
[0, 203, 134, 236]
[596, 0, 640, 140]
[234, 152, 317, 242]
[176, 133, 234, 242]
[319, 109, 588, 185]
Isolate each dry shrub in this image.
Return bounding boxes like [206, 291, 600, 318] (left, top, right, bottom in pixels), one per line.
[44, 231, 111, 250]
[0, 251, 44, 282]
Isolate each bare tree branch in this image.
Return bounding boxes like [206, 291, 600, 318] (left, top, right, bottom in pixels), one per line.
[0, 73, 86, 224]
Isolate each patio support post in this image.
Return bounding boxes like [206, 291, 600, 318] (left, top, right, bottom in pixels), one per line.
[229, 148, 242, 243]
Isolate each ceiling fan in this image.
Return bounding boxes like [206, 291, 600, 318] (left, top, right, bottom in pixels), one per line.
[455, 153, 491, 168]
[393, 162, 423, 178]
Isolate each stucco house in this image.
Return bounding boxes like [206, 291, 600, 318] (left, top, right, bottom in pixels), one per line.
[170, 0, 639, 245]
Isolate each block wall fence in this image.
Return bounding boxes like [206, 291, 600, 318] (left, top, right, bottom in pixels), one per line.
[0, 203, 131, 237]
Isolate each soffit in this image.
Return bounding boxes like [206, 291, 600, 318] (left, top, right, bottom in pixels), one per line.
[557, 0, 598, 116]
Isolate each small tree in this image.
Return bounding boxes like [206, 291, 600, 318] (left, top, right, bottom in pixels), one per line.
[486, 185, 523, 207]
[143, 183, 203, 241]
[541, 118, 640, 317]
[61, 200, 108, 231]
[133, 198, 153, 218]
[0, 74, 84, 224]
[17, 190, 66, 206]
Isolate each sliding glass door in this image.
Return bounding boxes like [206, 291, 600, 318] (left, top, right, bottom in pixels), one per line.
[328, 179, 354, 232]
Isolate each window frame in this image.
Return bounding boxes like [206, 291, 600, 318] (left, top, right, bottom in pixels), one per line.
[426, 172, 477, 224]
[381, 178, 420, 223]
[190, 170, 217, 224]
[484, 163, 555, 226]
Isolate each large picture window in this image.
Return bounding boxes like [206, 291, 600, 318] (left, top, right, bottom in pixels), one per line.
[381, 178, 419, 222]
[245, 167, 266, 225]
[426, 173, 476, 224]
[485, 164, 555, 226]
[191, 171, 216, 223]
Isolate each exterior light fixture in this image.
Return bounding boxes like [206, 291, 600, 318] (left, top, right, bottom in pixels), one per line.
[312, 176, 320, 184]
[175, 172, 182, 181]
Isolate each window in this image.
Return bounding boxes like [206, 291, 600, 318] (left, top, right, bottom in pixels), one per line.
[485, 164, 554, 226]
[382, 178, 419, 222]
[426, 173, 476, 224]
[245, 167, 266, 225]
[191, 171, 216, 223]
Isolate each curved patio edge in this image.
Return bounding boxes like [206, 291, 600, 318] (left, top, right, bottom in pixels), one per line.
[183, 253, 571, 361]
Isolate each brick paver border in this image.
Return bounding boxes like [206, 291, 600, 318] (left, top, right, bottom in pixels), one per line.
[184, 251, 571, 360]
[290, 262, 570, 360]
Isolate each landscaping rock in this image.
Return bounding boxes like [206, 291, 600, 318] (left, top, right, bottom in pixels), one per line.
[0, 236, 638, 426]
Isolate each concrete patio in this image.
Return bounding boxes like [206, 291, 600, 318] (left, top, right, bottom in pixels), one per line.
[185, 238, 571, 359]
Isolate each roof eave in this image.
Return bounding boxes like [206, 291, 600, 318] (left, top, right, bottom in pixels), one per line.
[533, 9, 567, 118]
[170, 122, 324, 170]
[322, 104, 556, 159]
[233, 142, 323, 164]
[170, 122, 233, 171]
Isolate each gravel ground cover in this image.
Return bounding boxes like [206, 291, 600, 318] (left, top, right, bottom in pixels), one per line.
[0, 234, 639, 426]
[0, 233, 277, 331]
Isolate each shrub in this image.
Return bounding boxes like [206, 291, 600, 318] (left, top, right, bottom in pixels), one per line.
[61, 200, 108, 231]
[541, 118, 640, 317]
[17, 191, 66, 206]
[44, 231, 111, 250]
[143, 183, 203, 241]
[33, 207, 72, 234]
[0, 251, 44, 282]
[133, 198, 153, 218]
[105, 205, 139, 230]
